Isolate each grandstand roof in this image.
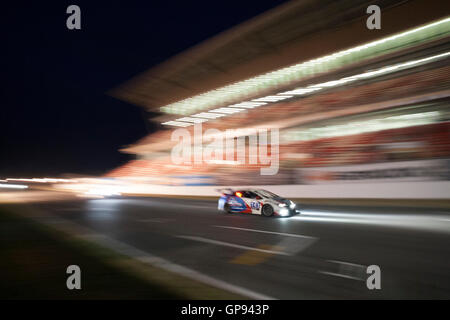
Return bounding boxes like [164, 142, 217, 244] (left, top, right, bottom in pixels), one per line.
[112, 0, 449, 118]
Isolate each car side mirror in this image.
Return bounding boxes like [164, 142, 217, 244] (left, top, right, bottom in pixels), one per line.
[255, 196, 262, 200]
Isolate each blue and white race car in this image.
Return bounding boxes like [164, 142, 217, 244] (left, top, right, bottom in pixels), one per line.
[217, 188, 300, 217]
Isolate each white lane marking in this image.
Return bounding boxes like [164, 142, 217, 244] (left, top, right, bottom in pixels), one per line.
[327, 259, 365, 268]
[318, 271, 363, 281]
[319, 260, 366, 281]
[177, 235, 290, 256]
[292, 211, 450, 234]
[213, 225, 318, 255]
[85, 235, 275, 299]
[29, 213, 275, 300]
[214, 225, 315, 239]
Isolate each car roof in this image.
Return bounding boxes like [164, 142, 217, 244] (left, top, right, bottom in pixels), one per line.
[234, 189, 274, 195]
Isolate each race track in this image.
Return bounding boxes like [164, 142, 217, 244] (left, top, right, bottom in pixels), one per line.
[30, 196, 450, 299]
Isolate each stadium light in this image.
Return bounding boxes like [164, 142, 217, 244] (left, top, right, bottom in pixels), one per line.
[252, 95, 293, 102]
[209, 107, 245, 114]
[191, 112, 226, 119]
[161, 121, 193, 127]
[162, 50, 450, 126]
[228, 102, 268, 108]
[159, 17, 450, 116]
[282, 111, 441, 142]
[175, 117, 208, 123]
[281, 51, 450, 96]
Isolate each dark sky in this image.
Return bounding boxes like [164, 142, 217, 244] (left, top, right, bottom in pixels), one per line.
[0, 0, 288, 177]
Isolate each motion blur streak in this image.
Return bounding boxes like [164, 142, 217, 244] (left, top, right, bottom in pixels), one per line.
[0, 183, 28, 189]
[296, 210, 450, 233]
[6, 178, 77, 183]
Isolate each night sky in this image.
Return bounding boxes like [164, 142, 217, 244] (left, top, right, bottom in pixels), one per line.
[0, 0, 288, 177]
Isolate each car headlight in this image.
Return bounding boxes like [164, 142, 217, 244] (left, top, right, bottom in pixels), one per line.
[279, 208, 289, 216]
[278, 203, 287, 207]
[289, 201, 296, 209]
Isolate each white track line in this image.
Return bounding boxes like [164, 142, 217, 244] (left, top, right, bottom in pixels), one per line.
[318, 260, 366, 281]
[30, 214, 275, 300]
[177, 235, 290, 256]
[327, 260, 365, 268]
[318, 271, 363, 281]
[214, 225, 316, 239]
[213, 225, 318, 254]
[86, 234, 275, 299]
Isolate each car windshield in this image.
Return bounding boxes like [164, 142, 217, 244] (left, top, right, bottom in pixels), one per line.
[256, 189, 281, 199]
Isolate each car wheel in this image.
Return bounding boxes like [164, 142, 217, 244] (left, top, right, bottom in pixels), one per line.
[223, 203, 231, 214]
[262, 204, 274, 217]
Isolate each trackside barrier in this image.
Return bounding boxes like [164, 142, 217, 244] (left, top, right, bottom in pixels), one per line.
[119, 181, 450, 200]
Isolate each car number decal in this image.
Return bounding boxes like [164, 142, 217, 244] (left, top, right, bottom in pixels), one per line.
[250, 201, 261, 210]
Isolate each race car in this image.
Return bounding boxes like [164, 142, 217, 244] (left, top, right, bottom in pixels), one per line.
[217, 188, 300, 217]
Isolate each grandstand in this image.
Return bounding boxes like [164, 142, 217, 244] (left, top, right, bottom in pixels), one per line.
[108, 0, 450, 186]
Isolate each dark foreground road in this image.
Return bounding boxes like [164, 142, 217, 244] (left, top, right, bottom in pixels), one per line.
[16, 195, 450, 299]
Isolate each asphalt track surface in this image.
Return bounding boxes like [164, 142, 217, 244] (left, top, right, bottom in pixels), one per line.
[29, 196, 450, 299]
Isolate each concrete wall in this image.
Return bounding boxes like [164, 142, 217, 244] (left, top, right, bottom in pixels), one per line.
[122, 181, 450, 199]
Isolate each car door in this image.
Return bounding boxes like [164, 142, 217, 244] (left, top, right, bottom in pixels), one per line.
[231, 191, 252, 213]
[237, 191, 253, 213]
[243, 191, 262, 215]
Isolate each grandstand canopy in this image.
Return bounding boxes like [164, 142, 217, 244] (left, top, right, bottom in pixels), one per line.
[112, 0, 449, 120]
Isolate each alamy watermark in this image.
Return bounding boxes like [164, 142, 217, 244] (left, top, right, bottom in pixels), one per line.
[66, 5, 81, 30]
[66, 265, 81, 290]
[171, 124, 279, 175]
[366, 264, 381, 290]
[366, 5, 381, 30]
